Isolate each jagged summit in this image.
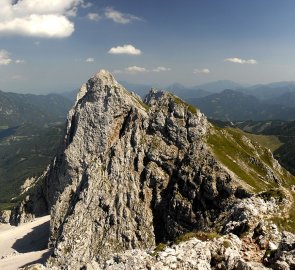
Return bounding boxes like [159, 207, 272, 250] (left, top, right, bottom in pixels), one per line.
[90, 69, 119, 88]
[75, 69, 120, 104]
[144, 88, 165, 105]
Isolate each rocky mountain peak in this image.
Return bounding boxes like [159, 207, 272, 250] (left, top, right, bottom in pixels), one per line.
[75, 69, 120, 100]
[88, 69, 120, 92]
[43, 71, 237, 268]
[12, 70, 295, 269]
[144, 88, 165, 104]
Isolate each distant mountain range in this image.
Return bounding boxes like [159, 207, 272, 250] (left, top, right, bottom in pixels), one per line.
[242, 81, 295, 100]
[0, 90, 72, 127]
[120, 80, 246, 99]
[187, 89, 295, 121]
[2, 79, 295, 125]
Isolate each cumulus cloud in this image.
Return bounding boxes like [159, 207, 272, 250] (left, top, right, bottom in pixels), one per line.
[152, 66, 171, 72]
[105, 7, 141, 24]
[114, 65, 171, 74]
[85, 57, 94, 62]
[114, 66, 148, 74]
[193, 68, 210, 74]
[224, 58, 257, 64]
[87, 13, 101, 21]
[108, 44, 141, 55]
[0, 50, 12, 65]
[0, 0, 90, 38]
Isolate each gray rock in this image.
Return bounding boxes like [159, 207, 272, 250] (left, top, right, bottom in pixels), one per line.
[270, 231, 295, 269]
[0, 210, 11, 223]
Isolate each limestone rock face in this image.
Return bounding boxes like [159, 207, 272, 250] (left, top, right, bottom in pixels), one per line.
[32, 70, 241, 268]
[269, 231, 295, 269]
[99, 234, 271, 270]
[0, 210, 11, 223]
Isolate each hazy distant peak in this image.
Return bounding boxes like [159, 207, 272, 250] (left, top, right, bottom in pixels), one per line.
[167, 83, 186, 90]
[194, 80, 244, 93]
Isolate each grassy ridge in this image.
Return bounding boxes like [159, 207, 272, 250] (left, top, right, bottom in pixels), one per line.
[207, 124, 295, 232]
[207, 126, 295, 191]
[243, 133, 283, 152]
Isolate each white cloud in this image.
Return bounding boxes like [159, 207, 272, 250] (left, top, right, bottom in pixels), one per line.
[65, 6, 78, 17]
[87, 13, 101, 21]
[108, 44, 141, 55]
[15, 59, 25, 64]
[126, 66, 147, 73]
[85, 58, 94, 62]
[105, 7, 141, 24]
[114, 65, 171, 74]
[0, 50, 12, 65]
[0, 0, 87, 38]
[114, 66, 148, 74]
[224, 58, 257, 64]
[193, 68, 210, 74]
[152, 66, 171, 72]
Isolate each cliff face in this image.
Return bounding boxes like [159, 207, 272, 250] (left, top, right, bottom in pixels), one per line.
[14, 70, 295, 269]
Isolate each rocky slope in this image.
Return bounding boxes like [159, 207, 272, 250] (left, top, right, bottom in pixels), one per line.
[14, 70, 295, 269]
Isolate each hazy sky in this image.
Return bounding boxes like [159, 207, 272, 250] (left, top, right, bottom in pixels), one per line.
[0, 0, 295, 94]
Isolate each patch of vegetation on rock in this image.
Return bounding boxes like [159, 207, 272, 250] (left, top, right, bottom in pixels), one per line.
[175, 231, 220, 244]
[173, 96, 198, 114]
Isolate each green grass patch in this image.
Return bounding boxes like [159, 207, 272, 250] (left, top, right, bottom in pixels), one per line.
[151, 242, 167, 256]
[173, 96, 198, 114]
[244, 133, 283, 152]
[175, 231, 220, 245]
[207, 126, 295, 193]
[269, 193, 295, 233]
[207, 127, 273, 191]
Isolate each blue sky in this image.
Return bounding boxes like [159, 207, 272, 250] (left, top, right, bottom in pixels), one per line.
[0, 0, 295, 94]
